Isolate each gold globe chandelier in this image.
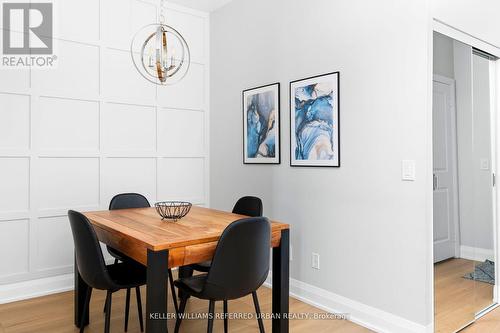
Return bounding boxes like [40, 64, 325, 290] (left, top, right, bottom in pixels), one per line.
[131, 0, 190, 85]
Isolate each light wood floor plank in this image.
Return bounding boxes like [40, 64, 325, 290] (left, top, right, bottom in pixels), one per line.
[435, 258, 495, 333]
[0, 284, 371, 333]
[8, 259, 500, 333]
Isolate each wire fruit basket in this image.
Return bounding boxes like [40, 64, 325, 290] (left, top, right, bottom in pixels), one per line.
[155, 201, 192, 221]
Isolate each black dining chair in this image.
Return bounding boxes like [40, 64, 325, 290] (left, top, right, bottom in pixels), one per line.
[69, 210, 146, 333]
[190, 196, 263, 273]
[105, 193, 179, 314]
[174, 217, 270, 333]
[106, 193, 151, 264]
[232, 196, 263, 217]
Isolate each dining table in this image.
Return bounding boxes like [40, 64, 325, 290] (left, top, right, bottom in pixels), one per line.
[75, 205, 290, 333]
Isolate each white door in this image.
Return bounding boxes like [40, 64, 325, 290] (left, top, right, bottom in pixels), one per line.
[433, 75, 460, 263]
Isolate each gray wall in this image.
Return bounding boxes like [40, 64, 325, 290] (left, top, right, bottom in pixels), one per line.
[470, 54, 494, 251]
[210, 0, 432, 326]
[433, 32, 455, 79]
[453, 42, 494, 252]
[432, 0, 500, 47]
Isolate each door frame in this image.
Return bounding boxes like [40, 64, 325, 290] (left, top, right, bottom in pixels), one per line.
[433, 74, 461, 261]
[490, 56, 499, 303]
[430, 19, 500, 330]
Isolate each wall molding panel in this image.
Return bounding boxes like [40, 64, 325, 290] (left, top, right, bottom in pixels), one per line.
[0, 0, 210, 298]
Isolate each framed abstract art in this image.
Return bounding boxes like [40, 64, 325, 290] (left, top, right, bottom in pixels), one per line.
[243, 83, 281, 164]
[290, 72, 340, 167]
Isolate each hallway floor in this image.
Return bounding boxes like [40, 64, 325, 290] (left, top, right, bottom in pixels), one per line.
[435, 258, 494, 332]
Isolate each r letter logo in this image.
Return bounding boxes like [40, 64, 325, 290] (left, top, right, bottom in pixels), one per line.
[3, 3, 53, 54]
[2, 2, 56, 68]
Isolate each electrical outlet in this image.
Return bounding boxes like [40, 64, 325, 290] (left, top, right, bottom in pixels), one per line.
[312, 253, 320, 270]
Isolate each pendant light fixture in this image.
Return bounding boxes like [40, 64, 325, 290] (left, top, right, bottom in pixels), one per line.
[131, 0, 190, 85]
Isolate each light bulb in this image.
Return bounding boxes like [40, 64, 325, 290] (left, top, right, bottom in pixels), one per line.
[148, 46, 154, 68]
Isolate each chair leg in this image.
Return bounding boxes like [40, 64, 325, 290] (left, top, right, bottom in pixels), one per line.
[168, 269, 179, 313]
[104, 291, 112, 333]
[136, 286, 144, 332]
[174, 295, 188, 333]
[252, 291, 265, 333]
[103, 294, 108, 313]
[124, 288, 131, 332]
[207, 300, 215, 333]
[80, 287, 92, 333]
[223, 300, 228, 333]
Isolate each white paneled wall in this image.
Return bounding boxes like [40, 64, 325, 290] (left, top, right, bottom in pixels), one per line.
[0, 0, 209, 295]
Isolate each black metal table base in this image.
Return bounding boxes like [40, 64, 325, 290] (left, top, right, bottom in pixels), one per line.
[146, 249, 169, 333]
[272, 229, 290, 333]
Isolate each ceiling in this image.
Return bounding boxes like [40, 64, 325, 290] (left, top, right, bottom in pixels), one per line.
[167, 0, 233, 12]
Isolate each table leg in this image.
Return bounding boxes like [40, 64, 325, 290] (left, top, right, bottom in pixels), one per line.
[74, 255, 90, 328]
[177, 265, 193, 299]
[146, 249, 169, 333]
[272, 229, 289, 333]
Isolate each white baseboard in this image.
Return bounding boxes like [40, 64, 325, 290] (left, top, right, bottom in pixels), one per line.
[0, 259, 116, 305]
[264, 273, 432, 333]
[0, 273, 74, 304]
[459, 245, 494, 262]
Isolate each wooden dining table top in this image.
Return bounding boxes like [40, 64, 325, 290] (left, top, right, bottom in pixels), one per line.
[83, 206, 289, 267]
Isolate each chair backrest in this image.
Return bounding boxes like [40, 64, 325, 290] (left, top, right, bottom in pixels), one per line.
[68, 210, 112, 290]
[205, 217, 270, 300]
[109, 193, 150, 210]
[232, 196, 263, 217]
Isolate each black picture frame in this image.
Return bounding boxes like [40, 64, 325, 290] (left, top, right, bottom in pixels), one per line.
[289, 72, 340, 167]
[242, 82, 281, 165]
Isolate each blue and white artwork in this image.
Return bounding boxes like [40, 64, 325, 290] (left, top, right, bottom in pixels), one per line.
[290, 72, 339, 167]
[243, 83, 280, 164]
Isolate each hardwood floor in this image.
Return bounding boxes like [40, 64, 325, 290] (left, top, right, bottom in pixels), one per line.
[434, 258, 494, 333]
[462, 306, 500, 332]
[6, 259, 499, 333]
[0, 285, 371, 333]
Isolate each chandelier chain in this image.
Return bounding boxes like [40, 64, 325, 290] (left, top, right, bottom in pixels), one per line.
[159, 0, 166, 24]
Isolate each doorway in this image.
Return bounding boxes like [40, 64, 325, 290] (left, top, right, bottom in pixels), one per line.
[433, 74, 459, 263]
[433, 31, 498, 333]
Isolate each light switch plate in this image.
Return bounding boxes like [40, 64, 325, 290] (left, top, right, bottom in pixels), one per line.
[312, 253, 320, 270]
[480, 158, 490, 171]
[402, 160, 416, 181]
